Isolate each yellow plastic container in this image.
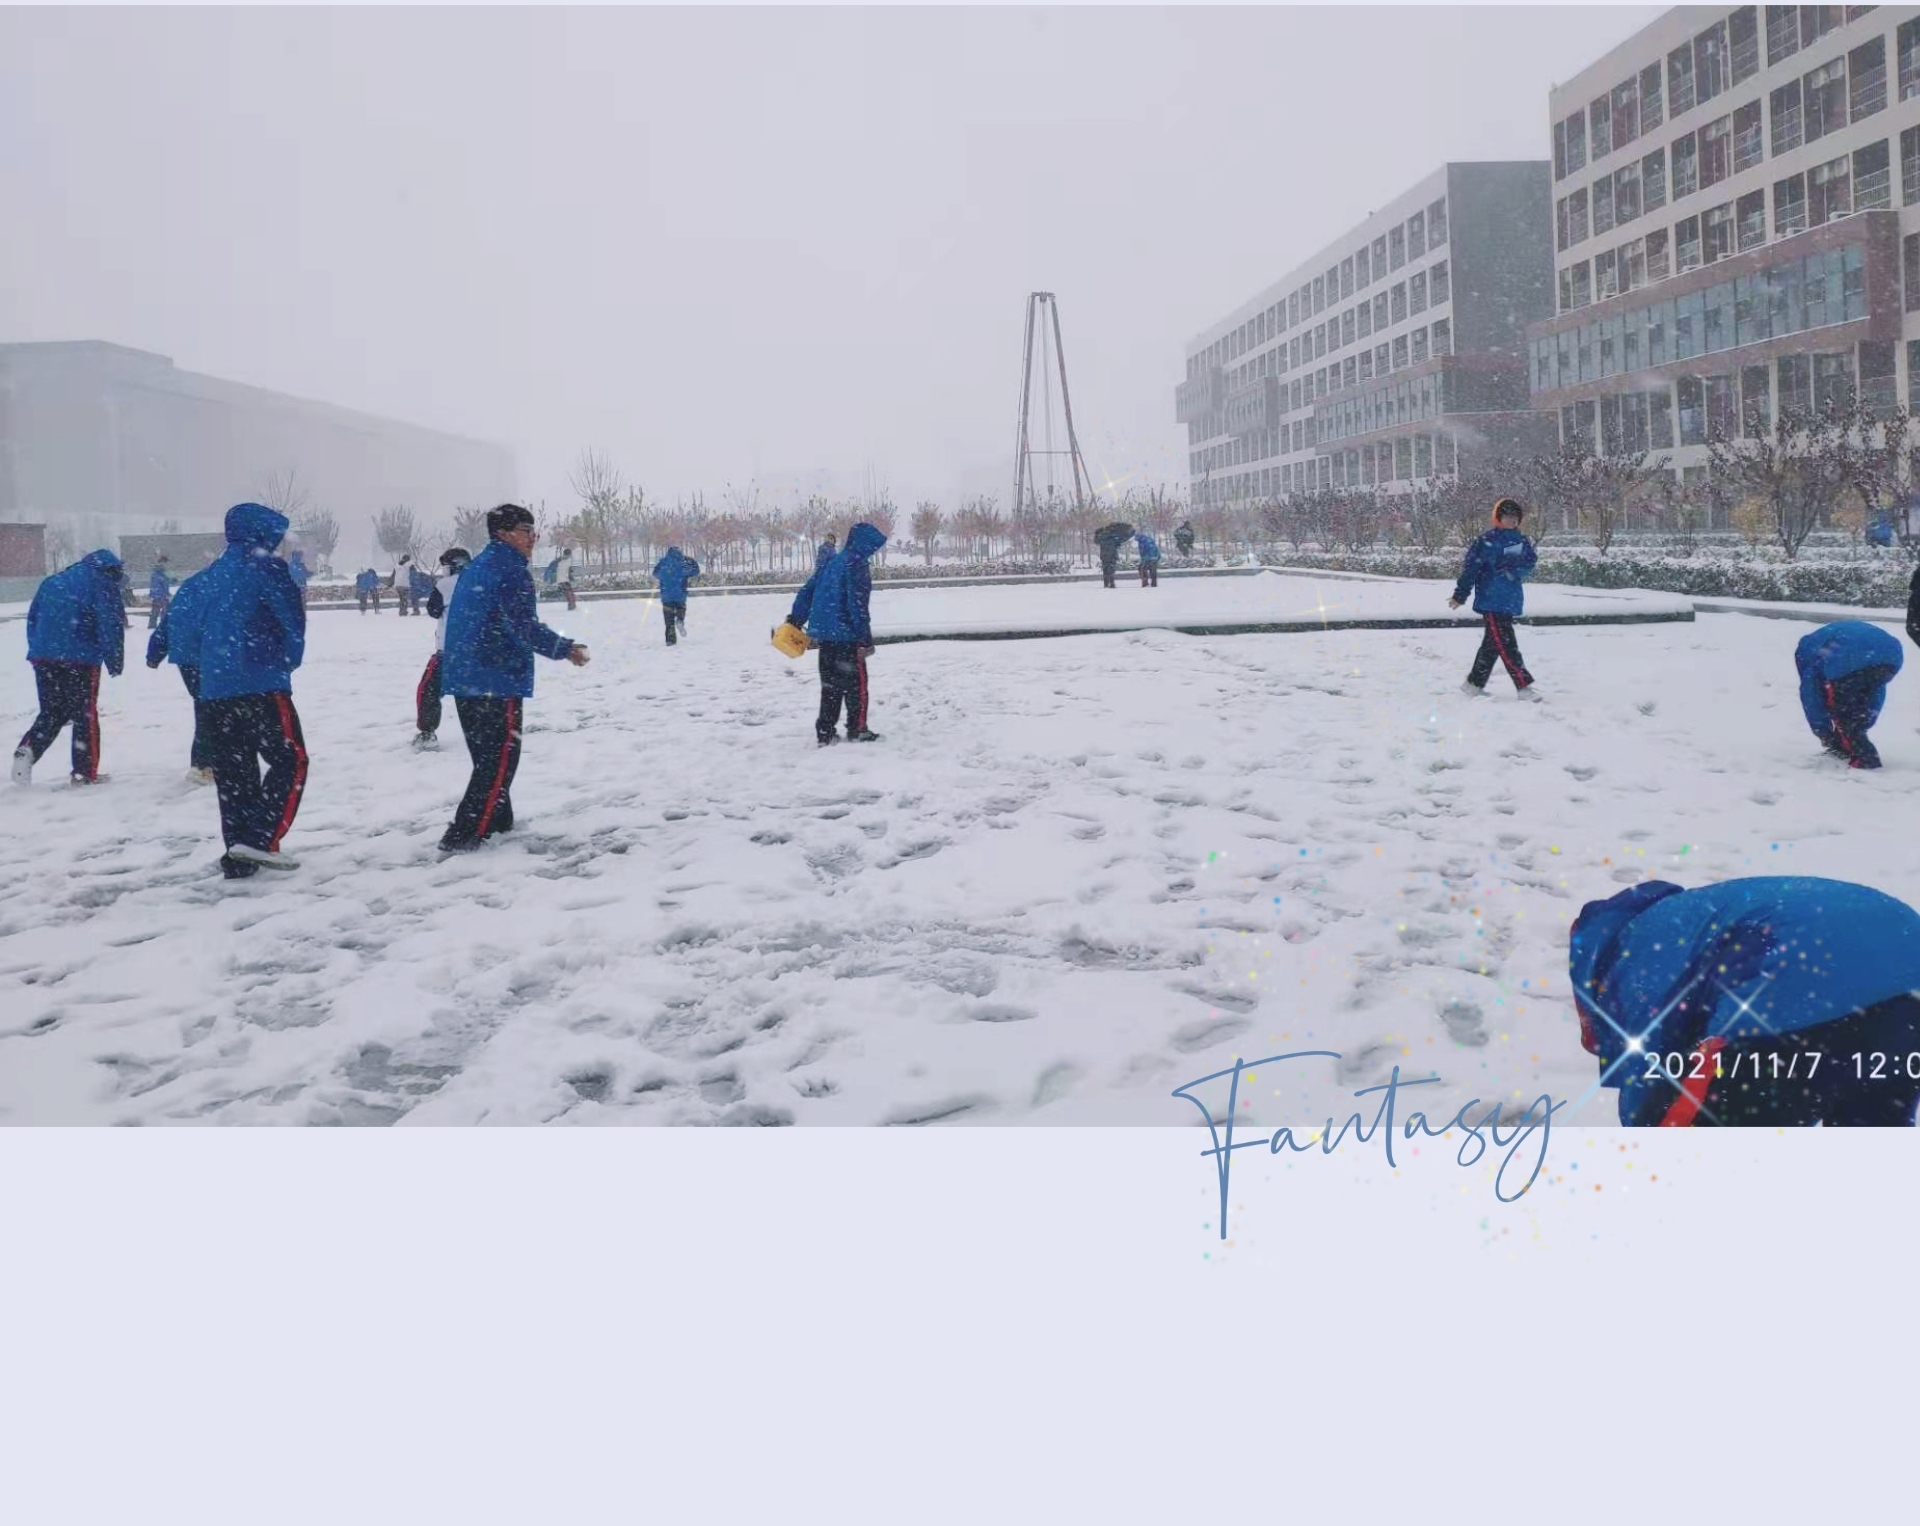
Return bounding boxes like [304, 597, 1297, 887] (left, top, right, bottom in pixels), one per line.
[771, 621, 809, 659]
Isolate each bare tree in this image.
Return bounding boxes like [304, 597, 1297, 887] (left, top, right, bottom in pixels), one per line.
[295, 509, 340, 571]
[1707, 390, 1906, 560]
[910, 502, 943, 567]
[255, 466, 313, 522]
[375, 505, 422, 562]
[450, 506, 490, 554]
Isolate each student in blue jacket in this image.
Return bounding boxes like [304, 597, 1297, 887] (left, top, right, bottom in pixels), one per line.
[187, 503, 309, 878]
[788, 522, 886, 745]
[11, 549, 125, 786]
[147, 557, 173, 630]
[1135, 532, 1161, 588]
[438, 504, 590, 852]
[1795, 619, 1903, 769]
[652, 546, 702, 645]
[1449, 497, 1540, 700]
[355, 568, 379, 614]
[145, 564, 218, 784]
[1569, 877, 1920, 1127]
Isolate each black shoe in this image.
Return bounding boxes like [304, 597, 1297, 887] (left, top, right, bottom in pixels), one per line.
[219, 854, 261, 880]
[438, 834, 482, 854]
[817, 734, 838, 747]
[847, 729, 882, 743]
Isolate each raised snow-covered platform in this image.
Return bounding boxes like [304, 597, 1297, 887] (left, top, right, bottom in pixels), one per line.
[871, 571, 1694, 644]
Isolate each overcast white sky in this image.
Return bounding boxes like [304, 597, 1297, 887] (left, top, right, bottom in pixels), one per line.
[0, 5, 1659, 513]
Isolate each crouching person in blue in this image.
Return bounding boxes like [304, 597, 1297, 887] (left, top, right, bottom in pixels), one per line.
[146, 563, 217, 784]
[652, 545, 701, 646]
[1570, 876, 1920, 1127]
[12, 549, 125, 786]
[1135, 531, 1161, 588]
[787, 521, 886, 746]
[1449, 496, 1540, 700]
[438, 504, 590, 852]
[1795, 619, 1902, 769]
[191, 504, 309, 878]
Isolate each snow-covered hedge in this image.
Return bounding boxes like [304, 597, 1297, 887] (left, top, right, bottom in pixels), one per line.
[548, 558, 1078, 594]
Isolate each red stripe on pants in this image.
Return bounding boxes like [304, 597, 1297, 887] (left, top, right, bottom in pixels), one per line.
[268, 693, 309, 850]
[1657, 1037, 1728, 1127]
[1486, 615, 1528, 688]
[417, 653, 439, 726]
[854, 651, 868, 732]
[1825, 681, 1857, 757]
[476, 698, 515, 837]
[86, 665, 100, 780]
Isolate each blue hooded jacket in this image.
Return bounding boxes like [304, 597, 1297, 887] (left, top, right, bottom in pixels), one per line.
[355, 570, 377, 594]
[26, 551, 126, 674]
[1452, 526, 1537, 615]
[1795, 621, 1904, 739]
[443, 537, 576, 699]
[193, 504, 305, 700]
[1136, 533, 1161, 562]
[146, 565, 216, 669]
[408, 564, 435, 598]
[805, 523, 887, 645]
[287, 551, 310, 590]
[653, 548, 701, 603]
[148, 566, 173, 602]
[1569, 876, 1920, 1125]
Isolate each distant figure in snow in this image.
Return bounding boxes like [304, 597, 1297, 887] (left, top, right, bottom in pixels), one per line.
[1570, 876, 1920, 1126]
[653, 545, 701, 645]
[1450, 497, 1539, 701]
[147, 556, 173, 629]
[11, 549, 125, 787]
[1174, 521, 1196, 558]
[179, 504, 308, 878]
[815, 534, 837, 573]
[288, 550, 311, 608]
[438, 505, 589, 853]
[146, 563, 218, 785]
[408, 559, 435, 617]
[553, 546, 577, 612]
[1135, 531, 1161, 588]
[393, 555, 418, 616]
[355, 568, 380, 614]
[788, 522, 886, 745]
[1093, 522, 1135, 589]
[414, 547, 471, 751]
[1795, 620, 1903, 770]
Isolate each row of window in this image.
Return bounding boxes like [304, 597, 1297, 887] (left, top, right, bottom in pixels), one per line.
[1184, 197, 1449, 381]
[1556, 27, 1900, 256]
[1552, 8, 1877, 183]
[1191, 433, 1466, 505]
[1558, 138, 1893, 314]
[1536, 244, 1867, 392]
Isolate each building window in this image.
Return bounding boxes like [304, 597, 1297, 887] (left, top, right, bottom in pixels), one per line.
[1741, 363, 1771, 432]
[1375, 342, 1390, 374]
[1673, 132, 1699, 200]
[1643, 146, 1667, 211]
[1809, 153, 1851, 224]
[1855, 139, 1891, 210]
[1706, 373, 1738, 439]
[1908, 340, 1920, 412]
[1371, 235, 1387, 276]
[1621, 236, 1647, 292]
[1594, 174, 1615, 235]
[1770, 78, 1803, 155]
[1408, 210, 1426, 260]
[1373, 292, 1389, 330]
[1732, 99, 1764, 174]
[1769, 5, 1802, 67]
[1340, 257, 1355, 300]
[1428, 197, 1448, 247]
[1344, 356, 1358, 389]
[1677, 214, 1703, 272]
[1851, 36, 1887, 119]
[1393, 335, 1410, 370]
[1359, 349, 1374, 382]
[1814, 350, 1854, 409]
[1804, 57, 1848, 144]
[1613, 162, 1642, 225]
[1569, 186, 1589, 243]
[1288, 293, 1299, 327]
[1801, 6, 1843, 48]
[1411, 328, 1430, 365]
[1389, 225, 1406, 270]
[1647, 226, 1671, 281]
[1678, 375, 1706, 443]
[1904, 232, 1920, 310]
[1409, 271, 1428, 315]
[1557, 196, 1571, 251]
[1570, 260, 1593, 308]
[1357, 301, 1372, 340]
[1391, 281, 1408, 324]
[1737, 189, 1768, 250]
[1861, 339, 1897, 411]
[1430, 259, 1450, 306]
[1901, 18, 1920, 101]
[1313, 276, 1325, 313]
[1700, 114, 1732, 189]
[1591, 96, 1613, 161]
[1595, 248, 1619, 301]
[1431, 318, 1451, 356]
[1651, 387, 1675, 448]
[1776, 171, 1808, 233]
[1413, 434, 1433, 478]
[1696, 19, 1729, 104]
[1343, 308, 1357, 347]
[1730, 7, 1761, 84]
[1903, 126, 1920, 205]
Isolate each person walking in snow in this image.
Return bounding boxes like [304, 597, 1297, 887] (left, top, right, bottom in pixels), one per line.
[146, 563, 218, 785]
[1795, 619, 1903, 770]
[1135, 531, 1162, 588]
[185, 504, 309, 878]
[1174, 521, 1196, 558]
[815, 533, 837, 573]
[553, 546, 577, 612]
[11, 549, 125, 787]
[413, 547, 471, 751]
[147, 556, 173, 630]
[1450, 497, 1540, 700]
[438, 505, 590, 853]
[1569, 876, 1920, 1126]
[787, 522, 886, 745]
[653, 545, 701, 645]
[1093, 522, 1134, 590]
[393, 555, 419, 616]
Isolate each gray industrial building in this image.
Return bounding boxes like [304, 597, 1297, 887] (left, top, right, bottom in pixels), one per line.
[0, 341, 516, 553]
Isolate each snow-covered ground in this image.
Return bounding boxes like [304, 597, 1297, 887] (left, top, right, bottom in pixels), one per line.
[0, 573, 1906, 1127]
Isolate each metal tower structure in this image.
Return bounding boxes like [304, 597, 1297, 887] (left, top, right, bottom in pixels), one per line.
[1011, 292, 1095, 523]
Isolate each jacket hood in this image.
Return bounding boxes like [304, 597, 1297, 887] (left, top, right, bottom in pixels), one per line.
[81, 549, 123, 576]
[225, 502, 289, 551]
[846, 523, 887, 557]
[664, 546, 685, 559]
[1568, 880, 1688, 1020]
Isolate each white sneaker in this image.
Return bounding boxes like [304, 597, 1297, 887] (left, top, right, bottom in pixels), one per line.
[1459, 682, 1487, 698]
[1517, 686, 1544, 703]
[186, 767, 216, 786]
[10, 747, 31, 785]
[226, 842, 300, 870]
[69, 771, 110, 786]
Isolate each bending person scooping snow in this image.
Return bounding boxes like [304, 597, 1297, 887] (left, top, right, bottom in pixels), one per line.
[1795, 619, 1903, 770]
[1450, 496, 1539, 700]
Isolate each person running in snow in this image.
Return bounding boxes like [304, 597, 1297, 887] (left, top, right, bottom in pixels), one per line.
[787, 522, 886, 745]
[1450, 497, 1540, 700]
[1093, 522, 1134, 589]
[146, 563, 218, 785]
[1174, 521, 1196, 558]
[355, 568, 379, 614]
[1795, 619, 1903, 770]
[147, 556, 173, 629]
[414, 547, 472, 751]
[393, 555, 419, 616]
[11, 549, 125, 787]
[653, 545, 701, 645]
[184, 504, 309, 879]
[438, 505, 590, 853]
[815, 533, 837, 573]
[288, 549, 311, 609]
[1135, 531, 1162, 588]
[1570, 876, 1920, 1127]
